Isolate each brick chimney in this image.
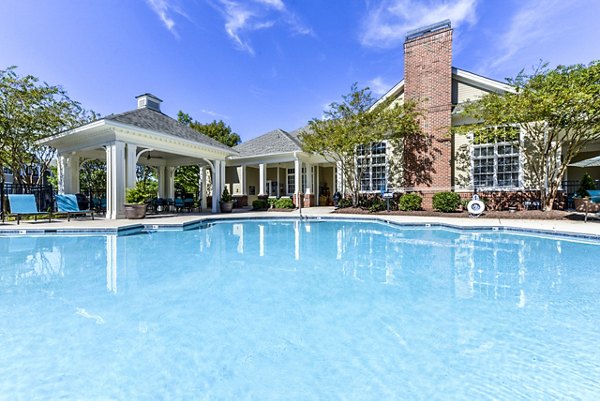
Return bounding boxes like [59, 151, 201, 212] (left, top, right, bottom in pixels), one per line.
[402, 20, 453, 205]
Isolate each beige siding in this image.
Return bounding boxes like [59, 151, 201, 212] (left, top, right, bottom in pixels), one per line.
[454, 80, 491, 104]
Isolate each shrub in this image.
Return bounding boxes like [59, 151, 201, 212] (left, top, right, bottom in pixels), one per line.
[432, 192, 461, 212]
[267, 197, 277, 207]
[576, 173, 596, 197]
[126, 181, 157, 204]
[368, 198, 386, 213]
[274, 197, 294, 209]
[252, 199, 268, 210]
[337, 198, 353, 208]
[399, 193, 422, 211]
[221, 187, 232, 203]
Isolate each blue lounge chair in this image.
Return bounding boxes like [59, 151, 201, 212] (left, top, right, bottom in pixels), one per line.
[7, 194, 52, 225]
[56, 194, 95, 222]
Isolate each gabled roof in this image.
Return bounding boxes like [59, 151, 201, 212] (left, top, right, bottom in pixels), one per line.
[233, 128, 302, 157]
[105, 107, 234, 152]
[370, 67, 514, 108]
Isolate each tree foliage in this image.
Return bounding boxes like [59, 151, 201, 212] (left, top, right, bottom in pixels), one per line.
[457, 61, 600, 210]
[0, 66, 95, 184]
[300, 83, 421, 206]
[177, 112, 241, 147]
[175, 112, 241, 197]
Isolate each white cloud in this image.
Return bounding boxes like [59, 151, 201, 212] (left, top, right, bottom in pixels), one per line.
[360, 0, 478, 48]
[145, 0, 190, 37]
[215, 0, 313, 55]
[484, 0, 571, 72]
[367, 76, 393, 96]
[201, 109, 230, 119]
[253, 0, 285, 11]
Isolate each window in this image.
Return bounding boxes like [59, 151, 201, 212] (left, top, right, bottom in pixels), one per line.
[357, 142, 387, 192]
[287, 168, 295, 195]
[473, 142, 520, 189]
[287, 167, 306, 195]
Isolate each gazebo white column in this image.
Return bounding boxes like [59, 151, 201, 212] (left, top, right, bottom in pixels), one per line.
[57, 154, 79, 194]
[258, 163, 267, 196]
[157, 166, 166, 198]
[165, 167, 176, 199]
[200, 166, 208, 210]
[220, 159, 226, 197]
[125, 144, 137, 189]
[106, 141, 126, 219]
[211, 160, 221, 213]
[294, 158, 302, 206]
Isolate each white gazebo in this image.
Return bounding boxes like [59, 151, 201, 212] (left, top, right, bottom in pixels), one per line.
[40, 94, 237, 218]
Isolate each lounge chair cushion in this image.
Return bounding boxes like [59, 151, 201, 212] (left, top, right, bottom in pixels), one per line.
[8, 194, 44, 214]
[56, 194, 81, 212]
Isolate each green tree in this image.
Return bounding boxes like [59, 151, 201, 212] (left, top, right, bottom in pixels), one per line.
[0, 66, 95, 184]
[177, 112, 241, 147]
[458, 61, 600, 210]
[80, 159, 107, 191]
[300, 84, 421, 206]
[175, 112, 241, 197]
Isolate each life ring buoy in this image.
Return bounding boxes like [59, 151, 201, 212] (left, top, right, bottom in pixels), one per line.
[467, 200, 485, 215]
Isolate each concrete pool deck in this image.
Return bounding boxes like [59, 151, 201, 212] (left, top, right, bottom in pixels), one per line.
[1, 207, 599, 239]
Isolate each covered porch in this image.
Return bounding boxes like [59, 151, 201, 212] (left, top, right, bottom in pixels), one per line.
[225, 152, 337, 207]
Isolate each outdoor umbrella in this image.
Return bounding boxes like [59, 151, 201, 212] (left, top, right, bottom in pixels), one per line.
[568, 155, 600, 167]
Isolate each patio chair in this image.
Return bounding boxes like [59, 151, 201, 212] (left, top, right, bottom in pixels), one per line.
[7, 194, 52, 225]
[56, 194, 95, 222]
[174, 197, 185, 212]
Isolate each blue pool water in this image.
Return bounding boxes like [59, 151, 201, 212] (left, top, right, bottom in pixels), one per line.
[1, 219, 599, 400]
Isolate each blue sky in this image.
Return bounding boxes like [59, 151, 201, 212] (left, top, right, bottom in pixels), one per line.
[2, 0, 599, 142]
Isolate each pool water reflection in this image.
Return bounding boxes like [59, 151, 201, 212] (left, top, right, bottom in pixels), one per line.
[0, 220, 599, 399]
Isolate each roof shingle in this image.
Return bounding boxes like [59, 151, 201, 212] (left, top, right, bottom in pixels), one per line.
[105, 108, 235, 152]
[233, 128, 302, 157]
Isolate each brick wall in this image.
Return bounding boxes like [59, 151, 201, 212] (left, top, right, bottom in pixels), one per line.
[403, 26, 453, 201]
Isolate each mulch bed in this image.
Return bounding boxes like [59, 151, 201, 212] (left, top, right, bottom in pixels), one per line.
[333, 207, 588, 221]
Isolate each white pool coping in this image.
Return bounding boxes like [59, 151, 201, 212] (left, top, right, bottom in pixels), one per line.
[1, 207, 599, 240]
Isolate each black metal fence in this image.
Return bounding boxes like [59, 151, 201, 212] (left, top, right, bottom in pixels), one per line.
[561, 180, 600, 196]
[1, 182, 55, 217]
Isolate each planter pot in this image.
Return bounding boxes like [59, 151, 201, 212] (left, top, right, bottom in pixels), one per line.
[220, 201, 234, 213]
[124, 204, 147, 219]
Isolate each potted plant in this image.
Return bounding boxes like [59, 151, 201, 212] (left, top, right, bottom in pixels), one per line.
[220, 187, 234, 213]
[124, 182, 153, 219]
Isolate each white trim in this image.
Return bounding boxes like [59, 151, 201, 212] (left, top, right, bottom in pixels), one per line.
[452, 68, 514, 94]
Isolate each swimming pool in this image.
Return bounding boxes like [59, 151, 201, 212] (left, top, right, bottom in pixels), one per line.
[1, 219, 599, 399]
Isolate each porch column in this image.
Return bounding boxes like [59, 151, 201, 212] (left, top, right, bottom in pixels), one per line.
[258, 163, 267, 196]
[212, 160, 221, 213]
[316, 166, 320, 206]
[125, 144, 137, 189]
[239, 165, 247, 195]
[106, 141, 126, 219]
[294, 158, 302, 206]
[157, 166, 166, 198]
[200, 166, 207, 210]
[305, 163, 313, 195]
